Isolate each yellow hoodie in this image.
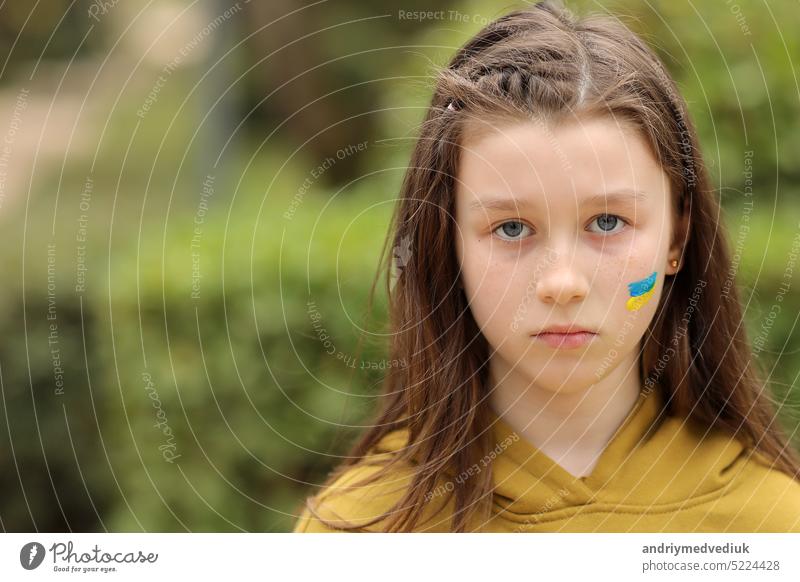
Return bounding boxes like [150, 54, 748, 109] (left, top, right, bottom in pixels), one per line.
[294, 385, 800, 532]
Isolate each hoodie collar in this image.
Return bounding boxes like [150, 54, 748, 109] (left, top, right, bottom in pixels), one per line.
[488, 384, 747, 516]
[371, 384, 748, 519]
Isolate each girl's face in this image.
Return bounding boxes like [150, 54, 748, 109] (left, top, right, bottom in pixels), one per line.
[454, 114, 683, 395]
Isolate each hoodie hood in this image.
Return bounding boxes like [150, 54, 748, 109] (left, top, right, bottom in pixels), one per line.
[297, 384, 800, 532]
[486, 384, 748, 518]
[372, 384, 750, 521]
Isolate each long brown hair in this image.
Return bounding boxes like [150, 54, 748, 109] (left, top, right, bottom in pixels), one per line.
[302, 0, 800, 532]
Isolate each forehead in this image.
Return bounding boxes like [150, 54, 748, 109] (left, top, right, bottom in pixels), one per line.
[455, 114, 670, 207]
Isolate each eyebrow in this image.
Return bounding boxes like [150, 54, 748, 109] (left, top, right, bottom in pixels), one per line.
[469, 190, 649, 212]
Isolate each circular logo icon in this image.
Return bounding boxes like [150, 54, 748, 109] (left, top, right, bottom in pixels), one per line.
[20, 542, 46, 570]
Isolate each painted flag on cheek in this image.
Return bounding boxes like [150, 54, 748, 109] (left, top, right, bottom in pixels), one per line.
[626, 271, 657, 311]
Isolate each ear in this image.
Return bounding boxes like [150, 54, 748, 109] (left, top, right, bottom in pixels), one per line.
[666, 197, 690, 275]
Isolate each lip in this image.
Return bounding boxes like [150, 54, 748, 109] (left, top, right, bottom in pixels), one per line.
[532, 327, 597, 349]
[534, 324, 597, 334]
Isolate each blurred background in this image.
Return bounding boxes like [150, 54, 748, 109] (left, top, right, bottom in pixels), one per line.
[0, 0, 798, 532]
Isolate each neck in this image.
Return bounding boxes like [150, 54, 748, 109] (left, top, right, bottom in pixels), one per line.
[488, 354, 642, 478]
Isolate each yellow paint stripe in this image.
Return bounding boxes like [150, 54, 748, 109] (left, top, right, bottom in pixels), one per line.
[626, 286, 655, 311]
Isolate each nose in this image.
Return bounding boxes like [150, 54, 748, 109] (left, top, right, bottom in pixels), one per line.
[535, 248, 589, 305]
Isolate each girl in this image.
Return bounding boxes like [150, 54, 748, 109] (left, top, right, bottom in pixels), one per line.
[294, 0, 800, 532]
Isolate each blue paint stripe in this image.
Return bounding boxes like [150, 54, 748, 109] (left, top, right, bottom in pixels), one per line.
[627, 271, 657, 297]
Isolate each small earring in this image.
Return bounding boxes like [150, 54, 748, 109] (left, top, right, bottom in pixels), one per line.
[670, 259, 678, 268]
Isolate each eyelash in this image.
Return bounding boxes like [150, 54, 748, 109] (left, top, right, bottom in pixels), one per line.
[492, 214, 630, 243]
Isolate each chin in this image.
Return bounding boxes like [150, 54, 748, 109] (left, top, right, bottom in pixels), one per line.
[510, 359, 602, 393]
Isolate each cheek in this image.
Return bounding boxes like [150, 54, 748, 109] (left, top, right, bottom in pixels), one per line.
[460, 247, 528, 335]
[595, 241, 665, 338]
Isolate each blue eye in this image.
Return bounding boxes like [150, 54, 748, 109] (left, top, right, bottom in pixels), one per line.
[588, 214, 627, 234]
[493, 220, 533, 241]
